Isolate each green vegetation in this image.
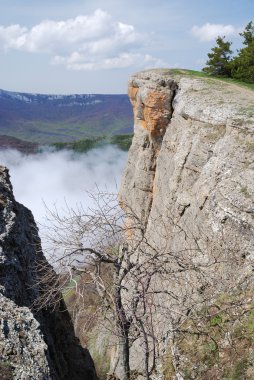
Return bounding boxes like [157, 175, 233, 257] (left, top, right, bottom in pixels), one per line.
[170, 68, 254, 91]
[4, 117, 131, 144]
[52, 137, 104, 153]
[232, 21, 254, 83]
[162, 288, 254, 379]
[110, 134, 133, 151]
[203, 36, 233, 77]
[202, 21, 254, 84]
[62, 267, 114, 380]
[51, 134, 133, 153]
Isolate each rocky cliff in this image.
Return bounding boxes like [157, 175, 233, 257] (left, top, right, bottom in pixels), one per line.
[0, 166, 96, 379]
[119, 69, 254, 377]
[121, 69, 253, 247]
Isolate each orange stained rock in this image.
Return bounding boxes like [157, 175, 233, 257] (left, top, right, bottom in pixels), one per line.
[129, 86, 170, 138]
[143, 91, 169, 137]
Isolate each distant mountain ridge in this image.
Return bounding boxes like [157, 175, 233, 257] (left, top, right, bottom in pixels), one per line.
[0, 88, 133, 144]
[0, 88, 105, 104]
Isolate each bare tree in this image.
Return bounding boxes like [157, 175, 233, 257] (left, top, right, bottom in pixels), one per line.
[35, 191, 251, 380]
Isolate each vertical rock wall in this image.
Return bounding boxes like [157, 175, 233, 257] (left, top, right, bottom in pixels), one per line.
[120, 69, 254, 267]
[120, 71, 178, 224]
[119, 69, 254, 376]
[0, 166, 96, 380]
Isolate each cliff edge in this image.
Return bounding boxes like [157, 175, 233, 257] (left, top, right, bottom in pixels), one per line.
[119, 69, 254, 378]
[120, 69, 254, 263]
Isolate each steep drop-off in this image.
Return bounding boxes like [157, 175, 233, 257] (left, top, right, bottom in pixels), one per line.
[119, 69, 254, 378]
[120, 69, 254, 267]
[0, 166, 96, 379]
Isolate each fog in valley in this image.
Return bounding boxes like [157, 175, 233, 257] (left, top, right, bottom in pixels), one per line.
[0, 146, 128, 253]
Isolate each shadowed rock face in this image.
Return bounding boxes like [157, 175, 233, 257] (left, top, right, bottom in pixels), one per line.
[0, 166, 96, 380]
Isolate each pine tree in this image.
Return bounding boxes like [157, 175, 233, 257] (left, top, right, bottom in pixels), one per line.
[232, 21, 254, 83]
[239, 21, 254, 46]
[202, 36, 233, 77]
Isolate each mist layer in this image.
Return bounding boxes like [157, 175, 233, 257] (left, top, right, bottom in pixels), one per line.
[0, 146, 127, 226]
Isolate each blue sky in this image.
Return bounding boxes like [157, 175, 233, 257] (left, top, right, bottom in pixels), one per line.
[0, 0, 253, 94]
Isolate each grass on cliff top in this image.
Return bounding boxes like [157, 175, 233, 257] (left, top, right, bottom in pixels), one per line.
[171, 69, 254, 91]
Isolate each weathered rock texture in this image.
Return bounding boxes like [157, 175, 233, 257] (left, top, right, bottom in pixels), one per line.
[121, 69, 254, 261]
[0, 166, 96, 379]
[119, 69, 254, 376]
[123, 74, 178, 224]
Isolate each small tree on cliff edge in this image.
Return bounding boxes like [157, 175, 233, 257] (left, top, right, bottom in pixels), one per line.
[202, 36, 233, 77]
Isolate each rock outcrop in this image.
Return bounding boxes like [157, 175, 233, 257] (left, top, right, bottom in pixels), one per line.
[119, 69, 254, 377]
[120, 69, 254, 264]
[0, 166, 96, 379]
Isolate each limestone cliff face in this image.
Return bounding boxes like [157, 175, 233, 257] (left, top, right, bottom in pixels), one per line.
[119, 70, 254, 375]
[120, 69, 254, 265]
[0, 166, 96, 380]
[122, 74, 177, 224]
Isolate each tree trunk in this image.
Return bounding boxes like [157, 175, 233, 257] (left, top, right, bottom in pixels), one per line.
[116, 332, 131, 380]
[112, 262, 131, 380]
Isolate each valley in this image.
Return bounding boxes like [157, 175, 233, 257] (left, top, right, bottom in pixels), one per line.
[0, 69, 253, 379]
[0, 88, 133, 152]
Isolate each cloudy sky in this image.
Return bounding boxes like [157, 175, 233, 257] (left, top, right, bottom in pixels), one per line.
[0, 0, 253, 94]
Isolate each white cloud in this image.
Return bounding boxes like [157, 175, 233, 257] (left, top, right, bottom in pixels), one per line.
[0, 9, 166, 70]
[52, 52, 167, 71]
[191, 23, 241, 42]
[0, 24, 28, 49]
